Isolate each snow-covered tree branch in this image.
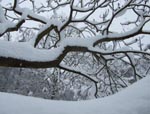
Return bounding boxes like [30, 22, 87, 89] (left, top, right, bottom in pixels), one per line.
[0, 0, 150, 96]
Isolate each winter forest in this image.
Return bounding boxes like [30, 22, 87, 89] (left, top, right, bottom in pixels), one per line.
[0, 0, 150, 114]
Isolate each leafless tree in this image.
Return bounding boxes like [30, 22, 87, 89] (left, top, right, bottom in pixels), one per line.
[0, 0, 150, 97]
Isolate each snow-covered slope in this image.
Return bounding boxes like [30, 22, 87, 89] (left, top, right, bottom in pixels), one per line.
[0, 76, 150, 114]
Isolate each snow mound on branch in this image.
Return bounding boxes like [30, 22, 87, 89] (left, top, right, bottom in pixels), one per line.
[0, 76, 150, 114]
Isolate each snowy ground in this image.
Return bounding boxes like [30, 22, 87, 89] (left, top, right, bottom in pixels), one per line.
[0, 76, 150, 114]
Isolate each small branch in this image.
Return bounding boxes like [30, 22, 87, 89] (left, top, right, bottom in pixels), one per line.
[58, 64, 98, 98]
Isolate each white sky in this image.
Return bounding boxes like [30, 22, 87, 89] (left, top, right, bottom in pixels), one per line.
[0, 0, 150, 49]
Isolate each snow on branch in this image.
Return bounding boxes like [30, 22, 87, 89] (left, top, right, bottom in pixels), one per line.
[0, 0, 149, 70]
[0, 5, 26, 36]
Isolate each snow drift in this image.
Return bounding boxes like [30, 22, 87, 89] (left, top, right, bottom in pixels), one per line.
[0, 76, 150, 114]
